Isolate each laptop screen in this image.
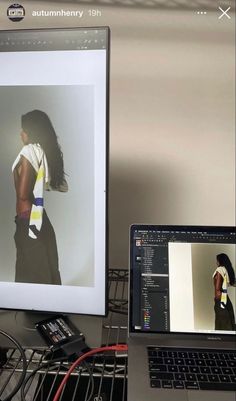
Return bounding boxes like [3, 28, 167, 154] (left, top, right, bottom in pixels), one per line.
[130, 225, 236, 335]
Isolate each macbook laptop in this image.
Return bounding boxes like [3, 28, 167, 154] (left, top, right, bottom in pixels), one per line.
[128, 225, 236, 401]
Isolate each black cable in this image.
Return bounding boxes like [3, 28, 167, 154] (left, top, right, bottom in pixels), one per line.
[0, 329, 27, 401]
[20, 356, 68, 401]
[20, 356, 95, 401]
[82, 361, 95, 401]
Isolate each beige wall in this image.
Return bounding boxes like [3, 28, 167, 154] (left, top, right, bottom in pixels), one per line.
[0, 1, 235, 268]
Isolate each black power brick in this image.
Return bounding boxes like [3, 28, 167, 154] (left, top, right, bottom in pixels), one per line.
[35, 314, 89, 358]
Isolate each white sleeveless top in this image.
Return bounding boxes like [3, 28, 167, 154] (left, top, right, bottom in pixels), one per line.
[212, 266, 230, 309]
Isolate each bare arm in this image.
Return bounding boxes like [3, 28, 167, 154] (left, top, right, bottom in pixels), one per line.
[15, 156, 35, 214]
[214, 272, 223, 300]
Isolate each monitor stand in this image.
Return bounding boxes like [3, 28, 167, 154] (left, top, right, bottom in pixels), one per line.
[0, 309, 103, 349]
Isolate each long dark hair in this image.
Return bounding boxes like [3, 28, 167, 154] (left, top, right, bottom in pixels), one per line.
[217, 253, 235, 286]
[21, 110, 65, 189]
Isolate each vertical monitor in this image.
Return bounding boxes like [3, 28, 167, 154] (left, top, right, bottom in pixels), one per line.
[0, 27, 109, 315]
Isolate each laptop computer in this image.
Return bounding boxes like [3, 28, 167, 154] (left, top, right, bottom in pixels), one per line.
[128, 225, 236, 401]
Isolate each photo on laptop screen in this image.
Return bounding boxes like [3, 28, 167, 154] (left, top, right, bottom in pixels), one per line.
[0, 28, 109, 316]
[130, 225, 236, 335]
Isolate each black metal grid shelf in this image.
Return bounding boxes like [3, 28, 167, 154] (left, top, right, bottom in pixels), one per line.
[0, 269, 128, 401]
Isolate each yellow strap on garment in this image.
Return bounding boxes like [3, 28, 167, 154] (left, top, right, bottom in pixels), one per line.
[36, 167, 44, 181]
[30, 211, 42, 220]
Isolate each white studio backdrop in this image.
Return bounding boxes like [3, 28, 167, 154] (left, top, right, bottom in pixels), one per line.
[0, 85, 95, 287]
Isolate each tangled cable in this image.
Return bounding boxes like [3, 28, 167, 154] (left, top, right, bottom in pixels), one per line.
[0, 334, 127, 401]
[20, 356, 95, 401]
[0, 329, 27, 401]
[52, 344, 128, 401]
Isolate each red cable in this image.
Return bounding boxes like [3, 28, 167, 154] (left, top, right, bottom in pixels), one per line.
[52, 344, 128, 401]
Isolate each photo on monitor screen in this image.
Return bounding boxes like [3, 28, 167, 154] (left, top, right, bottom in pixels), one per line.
[0, 27, 109, 316]
[169, 242, 236, 333]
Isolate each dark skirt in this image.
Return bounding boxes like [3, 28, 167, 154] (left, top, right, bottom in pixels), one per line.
[14, 210, 61, 285]
[214, 297, 235, 331]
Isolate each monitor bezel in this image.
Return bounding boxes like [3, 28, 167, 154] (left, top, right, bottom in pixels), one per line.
[0, 26, 110, 317]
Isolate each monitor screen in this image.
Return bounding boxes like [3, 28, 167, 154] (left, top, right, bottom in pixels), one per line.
[130, 225, 236, 335]
[0, 27, 109, 315]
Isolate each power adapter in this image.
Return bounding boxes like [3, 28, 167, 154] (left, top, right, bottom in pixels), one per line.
[35, 314, 89, 358]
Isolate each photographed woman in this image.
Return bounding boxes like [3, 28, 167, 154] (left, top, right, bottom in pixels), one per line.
[213, 253, 235, 331]
[12, 110, 68, 285]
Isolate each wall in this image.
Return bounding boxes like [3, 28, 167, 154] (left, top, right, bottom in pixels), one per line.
[168, 243, 194, 331]
[0, 1, 235, 269]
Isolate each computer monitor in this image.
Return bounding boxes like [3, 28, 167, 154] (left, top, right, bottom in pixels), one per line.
[0, 27, 109, 316]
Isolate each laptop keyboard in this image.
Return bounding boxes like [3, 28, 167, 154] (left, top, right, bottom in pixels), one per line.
[148, 347, 236, 391]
